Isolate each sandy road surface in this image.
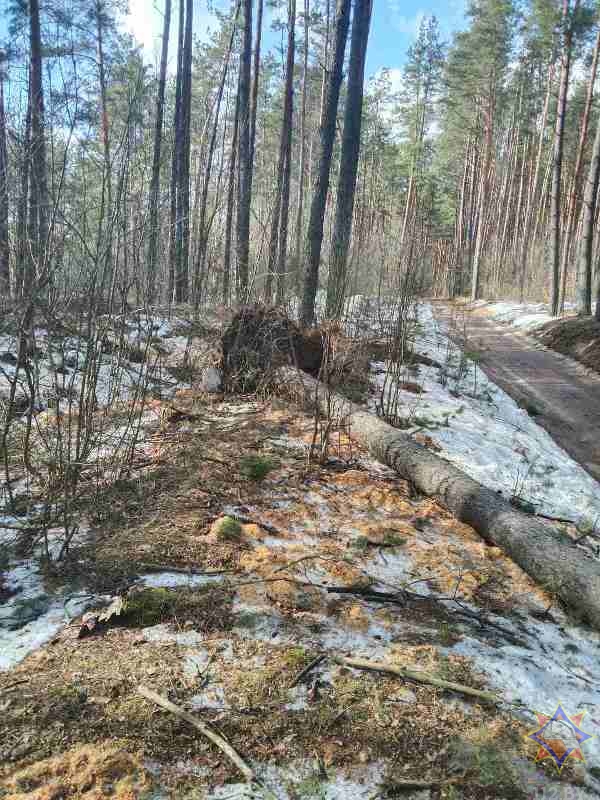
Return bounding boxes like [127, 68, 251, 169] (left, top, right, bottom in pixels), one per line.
[433, 302, 600, 483]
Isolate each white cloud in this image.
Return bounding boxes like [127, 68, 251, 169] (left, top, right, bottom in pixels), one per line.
[386, 67, 404, 94]
[387, 2, 425, 38]
[125, 0, 162, 56]
[123, 0, 229, 69]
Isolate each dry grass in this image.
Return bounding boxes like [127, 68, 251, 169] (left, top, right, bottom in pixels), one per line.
[0, 389, 571, 797]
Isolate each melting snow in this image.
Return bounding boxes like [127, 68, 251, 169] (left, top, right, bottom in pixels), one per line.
[140, 571, 225, 589]
[472, 299, 597, 333]
[371, 303, 600, 523]
[0, 522, 95, 671]
[207, 761, 387, 800]
[0, 556, 92, 671]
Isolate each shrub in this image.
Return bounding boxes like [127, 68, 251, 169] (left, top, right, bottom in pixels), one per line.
[239, 454, 275, 480]
[212, 515, 243, 541]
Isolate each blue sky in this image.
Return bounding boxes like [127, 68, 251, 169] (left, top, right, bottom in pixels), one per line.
[367, 0, 466, 76]
[0, 0, 468, 83]
[124, 0, 468, 79]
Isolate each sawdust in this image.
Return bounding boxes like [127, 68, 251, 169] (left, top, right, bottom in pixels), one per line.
[1, 743, 152, 799]
[0, 389, 581, 797]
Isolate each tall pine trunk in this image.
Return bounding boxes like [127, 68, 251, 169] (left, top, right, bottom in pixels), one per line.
[29, 0, 49, 282]
[293, 0, 310, 289]
[249, 0, 263, 181]
[146, 0, 171, 303]
[15, 94, 31, 298]
[0, 51, 9, 295]
[470, 84, 494, 302]
[193, 6, 239, 305]
[175, 0, 193, 303]
[236, 0, 253, 301]
[300, 0, 351, 326]
[520, 61, 554, 299]
[223, 81, 240, 305]
[266, 0, 296, 302]
[548, 0, 577, 316]
[575, 108, 600, 316]
[169, 0, 185, 302]
[327, 0, 373, 318]
[559, 28, 600, 311]
[95, 0, 113, 296]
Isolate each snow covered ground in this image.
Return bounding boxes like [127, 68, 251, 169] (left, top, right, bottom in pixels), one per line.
[0, 313, 196, 410]
[371, 302, 600, 525]
[2, 308, 600, 796]
[472, 299, 598, 332]
[0, 313, 209, 672]
[0, 520, 96, 671]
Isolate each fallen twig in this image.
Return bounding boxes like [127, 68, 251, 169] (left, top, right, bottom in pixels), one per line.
[137, 685, 255, 782]
[137, 563, 233, 577]
[289, 654, 326, 687]
[535, 512, 578, 526]
[326, 583, 526, 647]
[0, 678, 30, 694]
[226, 512, 283, 536]
[334, 656, 499, 704]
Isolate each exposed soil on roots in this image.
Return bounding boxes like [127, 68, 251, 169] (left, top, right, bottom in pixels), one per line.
[221, 305, 324, 391]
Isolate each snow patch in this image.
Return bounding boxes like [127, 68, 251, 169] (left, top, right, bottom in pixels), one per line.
[370, 303, 600, 523]
[140, 571, 225, 589]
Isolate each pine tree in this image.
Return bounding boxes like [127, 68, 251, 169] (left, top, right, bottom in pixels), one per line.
[301, 0, 351, 326]
[146, 0, 171, 303]
[327, 0, 373, 317]
[28, 0, 49, 283]
[236, 0, 253, 301]
[0, 49, 9, 295]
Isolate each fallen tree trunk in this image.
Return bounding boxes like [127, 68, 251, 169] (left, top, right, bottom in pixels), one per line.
[277, 366, 600, 629]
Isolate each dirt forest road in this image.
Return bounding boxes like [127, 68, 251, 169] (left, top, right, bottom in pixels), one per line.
[432, 302, 600, 484]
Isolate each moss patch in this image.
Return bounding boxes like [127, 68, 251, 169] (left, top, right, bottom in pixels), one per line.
[239, 453, 276, 480]
[122, 585, 234, 632]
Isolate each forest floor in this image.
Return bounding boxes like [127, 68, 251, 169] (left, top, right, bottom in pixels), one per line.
[1, 301, 600, 799]
[432, 301, 600, 483]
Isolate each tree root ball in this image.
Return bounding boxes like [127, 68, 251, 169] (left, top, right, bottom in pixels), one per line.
[221, 305, 324, 391]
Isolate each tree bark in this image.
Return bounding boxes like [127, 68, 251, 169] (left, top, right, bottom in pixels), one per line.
[193, 5, 240, 306]
[520, 60, 554, 300]
[223, 77, 241, 306]
[548, 0, 577, 316]
[95, 0, 113, 297]
[169, 0, 185, 303]
[575, 108, 600, 316]
[0, 52, 9, 295]
[266, 0, 296, 302]
[293, 0, 310, 290]
[146, 0, 171, 304]
[327, 0, 373, 318]
[175, 0, 193, 303]
[559, 28, 600, 312]
[300, 0, 351, 327]
[277, 366, 600, 628]
[249, 0, 263, 183]
[470, 85, 494, 302]
[29, 0, 49, 282]
[15, 92, 31, 298]
[236, 0, 253, 301]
